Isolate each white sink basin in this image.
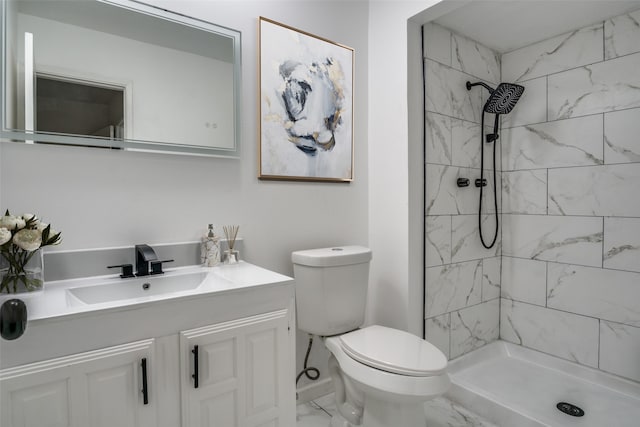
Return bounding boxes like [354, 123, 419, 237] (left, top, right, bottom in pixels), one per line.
[66, 272, 207, 306]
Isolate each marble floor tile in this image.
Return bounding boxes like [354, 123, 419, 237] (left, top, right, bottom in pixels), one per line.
[297, 393, 498, 427]
[296, 400, 332, 427]
[425, 397, 499, 427]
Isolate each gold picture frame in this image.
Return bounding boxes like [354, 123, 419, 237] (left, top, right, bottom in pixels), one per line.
[258, 17, 354, 182]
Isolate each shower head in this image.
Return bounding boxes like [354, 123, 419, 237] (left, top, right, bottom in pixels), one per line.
[466, 81, 525, 115]
[483, 83, 525, 114]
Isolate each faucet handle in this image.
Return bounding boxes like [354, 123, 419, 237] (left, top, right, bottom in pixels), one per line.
[150, 259, 174, 275]
[108, 264, 135, 278]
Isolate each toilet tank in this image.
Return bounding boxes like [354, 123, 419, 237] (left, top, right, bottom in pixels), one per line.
[292, 246, 372, 336]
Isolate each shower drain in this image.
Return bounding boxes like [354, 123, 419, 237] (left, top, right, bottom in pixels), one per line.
[556, 402, 585, 417]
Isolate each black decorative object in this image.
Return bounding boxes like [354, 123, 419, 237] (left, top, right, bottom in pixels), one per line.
[0, 298, 27, 340]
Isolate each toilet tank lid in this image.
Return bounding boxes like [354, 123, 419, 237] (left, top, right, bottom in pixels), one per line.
[292, 246, 372, 267]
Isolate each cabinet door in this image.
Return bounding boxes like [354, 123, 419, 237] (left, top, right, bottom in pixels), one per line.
[0, 339, 156, 427]
[180, 309, 293, 427]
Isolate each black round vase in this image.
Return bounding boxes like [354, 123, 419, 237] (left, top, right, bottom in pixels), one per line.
[0, 299, 28, 340]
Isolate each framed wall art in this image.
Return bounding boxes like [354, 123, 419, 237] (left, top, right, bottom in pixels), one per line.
[259, 17, 354, 182]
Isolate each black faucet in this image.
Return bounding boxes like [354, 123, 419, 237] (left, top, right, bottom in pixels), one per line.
[135, 244, 158, 276]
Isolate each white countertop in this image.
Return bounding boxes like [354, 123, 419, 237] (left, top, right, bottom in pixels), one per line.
[0, 261, 293, 324]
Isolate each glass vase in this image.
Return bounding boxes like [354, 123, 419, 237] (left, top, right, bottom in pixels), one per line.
[223, 249, 239, 264]
[0, 249, 44, 294]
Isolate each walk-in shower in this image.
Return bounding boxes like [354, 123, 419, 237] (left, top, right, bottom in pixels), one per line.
[466, 81, 524, 248]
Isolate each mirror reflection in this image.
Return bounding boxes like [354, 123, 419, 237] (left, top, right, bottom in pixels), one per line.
[2, 0, 241, 156]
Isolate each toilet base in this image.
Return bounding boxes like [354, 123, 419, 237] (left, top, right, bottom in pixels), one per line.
[329, 393, 427, 427]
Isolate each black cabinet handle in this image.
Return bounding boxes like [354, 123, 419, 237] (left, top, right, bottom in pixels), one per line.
[141, 358, 149, 405]
[192, 345, 199, 388]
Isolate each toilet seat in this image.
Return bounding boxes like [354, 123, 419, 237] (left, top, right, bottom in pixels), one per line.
[324, 326, 450, 400]
[339, 325, 447, 376]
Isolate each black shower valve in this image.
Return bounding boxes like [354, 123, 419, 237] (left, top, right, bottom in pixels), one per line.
[486, 133, 499, 143]
[457, 178, 470, 187]
[475, 178, 487, 187]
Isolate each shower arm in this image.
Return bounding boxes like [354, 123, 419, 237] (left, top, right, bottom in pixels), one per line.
[466, 81, 495, 93]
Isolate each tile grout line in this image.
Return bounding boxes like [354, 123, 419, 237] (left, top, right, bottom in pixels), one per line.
[601, 216, 605, 269]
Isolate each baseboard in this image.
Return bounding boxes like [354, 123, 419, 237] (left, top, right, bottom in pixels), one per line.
[296, 378, 333, 404]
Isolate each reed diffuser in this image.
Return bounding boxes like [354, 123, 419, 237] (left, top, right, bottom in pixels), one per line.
[223, 225, 240, 264]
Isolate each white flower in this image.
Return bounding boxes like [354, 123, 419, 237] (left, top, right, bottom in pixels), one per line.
[12, 229, 42, 251]
[0, 215, 23, 230]
[22, 213, 37, 222]
[36, 222, 49, 231]
[46, 229, 62, 245]
[15, 217, 26, 229]
[0, 228, 10, 245]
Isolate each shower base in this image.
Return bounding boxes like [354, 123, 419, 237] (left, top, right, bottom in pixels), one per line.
[446, 340, 640, 427]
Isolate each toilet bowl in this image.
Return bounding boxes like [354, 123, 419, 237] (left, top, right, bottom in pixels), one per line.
[324, 325, 450, 427]
[292, 246, 450, 427]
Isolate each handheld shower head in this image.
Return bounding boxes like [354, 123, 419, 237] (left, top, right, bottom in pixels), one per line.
[483, 83, 525, 114]
[465, 80, 525, 249]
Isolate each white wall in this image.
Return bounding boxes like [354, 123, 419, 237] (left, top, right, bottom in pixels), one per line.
[1, 0, 369, 392]
[17, 12, 234, 148]
[367, 0, 452, 336]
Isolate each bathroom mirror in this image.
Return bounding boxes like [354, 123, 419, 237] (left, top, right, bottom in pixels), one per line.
[1, 0, 241, 157]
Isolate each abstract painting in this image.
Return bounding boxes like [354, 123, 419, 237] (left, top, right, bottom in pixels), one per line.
[259, 17, 354, 182]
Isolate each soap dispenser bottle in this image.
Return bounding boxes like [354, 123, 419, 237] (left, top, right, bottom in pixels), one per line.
[201, 224, 220, 267]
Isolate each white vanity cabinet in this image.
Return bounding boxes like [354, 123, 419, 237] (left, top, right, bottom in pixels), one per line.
[180, 309, 291, 427]
[0, 263, 296, 427]
[0, 338, 156, 427]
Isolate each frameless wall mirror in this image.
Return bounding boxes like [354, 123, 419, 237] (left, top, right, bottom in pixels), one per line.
[1, 0, 241, 157]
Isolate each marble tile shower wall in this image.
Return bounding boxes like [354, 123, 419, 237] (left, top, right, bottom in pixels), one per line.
[499, 9, 640, 383]
[423, 23, 502, 360]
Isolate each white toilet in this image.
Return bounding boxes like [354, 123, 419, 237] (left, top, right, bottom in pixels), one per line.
[292, 246, 450, 427]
